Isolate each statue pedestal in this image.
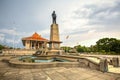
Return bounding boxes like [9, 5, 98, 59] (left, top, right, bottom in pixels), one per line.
[47, 50, 62, 55]
[49, 24, 62, 50]
[48, 23, 62, 55]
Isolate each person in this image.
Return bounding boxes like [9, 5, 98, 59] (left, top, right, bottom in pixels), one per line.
[52, 11, 57, 24]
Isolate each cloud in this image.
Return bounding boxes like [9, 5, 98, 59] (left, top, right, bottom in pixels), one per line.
[0, 28, 25, 47]
[73, 1, 120, 27]
[61, 30, 120, 47]
[37, 29, 50, 38]
[5, 38, 20, 44]
[80, 39, 98, 47]
[0, 28, 19, 36]
[59, 0, 120, 47]
[0, 33, 5, 42]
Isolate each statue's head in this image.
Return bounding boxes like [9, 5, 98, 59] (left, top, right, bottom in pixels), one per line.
[53, 11, 55, 13]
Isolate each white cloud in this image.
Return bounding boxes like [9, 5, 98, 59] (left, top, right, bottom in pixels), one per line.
[0, 28, 19, 36]
[61, 30, 120, 47]
[80, 39, 98, 47]
[38, 29, 50, 37]
[0, 33, 5, 42]
[73, 7, 93, 18]
[59, 0, 120, 47]
[88, 30, 96, 34]
[5, 38, 20, 44]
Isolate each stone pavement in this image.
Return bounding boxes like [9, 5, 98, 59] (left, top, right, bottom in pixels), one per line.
[0, 61, 120, 80]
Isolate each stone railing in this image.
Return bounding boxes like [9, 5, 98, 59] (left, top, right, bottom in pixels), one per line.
[9, 57, 80, 69]
[7, 55, 100, 70]
[77, 58, 100, 70]
[2, 49, 36, 55]
[1, 54, 111, 72]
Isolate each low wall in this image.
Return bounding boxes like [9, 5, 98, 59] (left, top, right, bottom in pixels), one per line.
[9, 58, 80, 69]
[7, 55, 100, 70]
[58, 55, 100, 70]
[78, 58, 100, 70]
[2, 49, 36, 55]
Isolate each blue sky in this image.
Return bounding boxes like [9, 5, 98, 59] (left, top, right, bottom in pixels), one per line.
[0, 0, 120, 48]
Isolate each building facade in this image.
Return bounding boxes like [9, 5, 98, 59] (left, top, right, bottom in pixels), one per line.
[22, 32, 49, 49]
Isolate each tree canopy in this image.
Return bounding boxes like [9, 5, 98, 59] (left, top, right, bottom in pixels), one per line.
[96, 38, 120, 54]
[65, 38, 120, 55]
[0, 44, 5, 50]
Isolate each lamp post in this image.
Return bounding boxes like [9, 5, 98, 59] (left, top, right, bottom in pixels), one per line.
[65, 35, 69, 54]
[12, 30, 15, 56]
[12, 27, 16, 56]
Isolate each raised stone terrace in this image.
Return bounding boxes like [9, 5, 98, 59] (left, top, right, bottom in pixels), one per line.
[0, 56, 120, 80]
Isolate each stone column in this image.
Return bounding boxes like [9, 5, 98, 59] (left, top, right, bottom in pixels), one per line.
[99, 59, 108, 72]
[38, 42, 40, 49]
[112, 57, 119, 67]
[25, 40, 30, 49]
[50, 24, 59, 41]
[49, 24, 62, 50]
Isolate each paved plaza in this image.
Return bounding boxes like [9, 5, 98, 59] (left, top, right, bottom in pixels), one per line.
[0, 57, 120, 80]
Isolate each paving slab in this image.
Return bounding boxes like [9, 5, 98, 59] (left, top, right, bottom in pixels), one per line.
[43, 69, 68, 80]
[0, 56, 120, 80]
[32, 69, 51, 80]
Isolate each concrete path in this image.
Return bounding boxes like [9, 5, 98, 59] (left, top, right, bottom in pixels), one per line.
[0, 57, 120, 80]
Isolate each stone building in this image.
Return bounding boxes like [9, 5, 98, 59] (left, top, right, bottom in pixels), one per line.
[22, 32, 49, 49]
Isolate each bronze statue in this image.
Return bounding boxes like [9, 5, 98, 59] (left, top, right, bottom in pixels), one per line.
[52, 11, 56, 24]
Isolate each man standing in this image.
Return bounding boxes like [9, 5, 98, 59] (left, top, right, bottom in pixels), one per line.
[52, 11, 57, 24]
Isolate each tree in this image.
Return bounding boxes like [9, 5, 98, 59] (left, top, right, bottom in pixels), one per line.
[0, 44, 5, 50]
[96, 38, 120, 54]
[96, 38, 109, 52]
[90, 45, 97, 52]
[76, 45, 87, 52]
[61, 46, 71, 52]
[110, 40, 120, 54]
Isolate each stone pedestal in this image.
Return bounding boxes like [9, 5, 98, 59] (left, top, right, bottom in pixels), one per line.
[49, 24, 62, 50]
[112, 57, 119, 67]
[48, 23, 62, 55]
[50, 24, 59, 41]
[99, 59, 108, 72]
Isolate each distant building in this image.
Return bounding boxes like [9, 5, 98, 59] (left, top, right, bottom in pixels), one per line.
[22, 32, 49, 49]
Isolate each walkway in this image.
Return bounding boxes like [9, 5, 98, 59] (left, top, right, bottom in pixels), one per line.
[0, 57, 120, 80]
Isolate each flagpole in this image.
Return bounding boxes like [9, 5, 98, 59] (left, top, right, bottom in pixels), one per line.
[66, 35, 69, 54]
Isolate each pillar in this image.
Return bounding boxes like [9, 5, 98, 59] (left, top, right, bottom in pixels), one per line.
[50, 24, 59, 41]
[99, 59, 108, 72]
[34, 42, 36, 49]
[38, 42, 40, 49]
[112, 57, 119, 67]
[49, 24, 62, 50]
[31, 41, 33, 49]
[25, 40, 30, 49]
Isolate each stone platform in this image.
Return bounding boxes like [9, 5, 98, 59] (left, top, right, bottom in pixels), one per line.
[0, 56, 120, 80]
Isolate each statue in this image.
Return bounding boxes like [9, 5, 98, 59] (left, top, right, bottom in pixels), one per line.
[52, 11, 57, 24]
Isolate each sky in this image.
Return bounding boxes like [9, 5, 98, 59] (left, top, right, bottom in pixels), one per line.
[0, 0, 120, 48]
